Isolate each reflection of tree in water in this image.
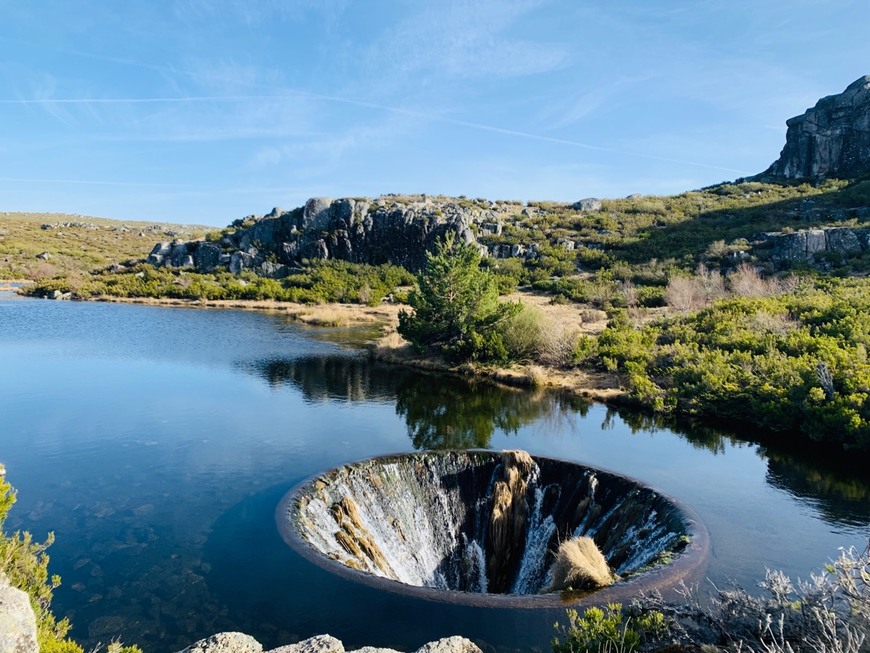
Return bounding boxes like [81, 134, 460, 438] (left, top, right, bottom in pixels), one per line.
[244, 354, 590, 450]
[604, 407, 870, 527]
[602, 407, 742, 454]
[763, 447, 870, 526]
[242, 354, 411, 403]
[396, 375, 589, 450]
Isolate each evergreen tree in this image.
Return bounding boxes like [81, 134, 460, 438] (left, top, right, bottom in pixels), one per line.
[398, 233, 519, 362]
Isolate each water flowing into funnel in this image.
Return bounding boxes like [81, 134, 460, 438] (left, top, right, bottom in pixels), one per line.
[279, 451, 708, 606]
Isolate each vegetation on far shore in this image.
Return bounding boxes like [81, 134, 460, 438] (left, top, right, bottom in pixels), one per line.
[12, 178, 870, 453]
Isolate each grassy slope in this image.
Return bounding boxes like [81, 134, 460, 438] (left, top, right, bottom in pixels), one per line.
[0, 212, 206, 281]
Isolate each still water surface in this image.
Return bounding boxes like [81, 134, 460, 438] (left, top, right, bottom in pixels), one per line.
[1, 292, 868, 652]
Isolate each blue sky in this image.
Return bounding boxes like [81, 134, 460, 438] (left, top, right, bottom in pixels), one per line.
[2, 1, 869, 226]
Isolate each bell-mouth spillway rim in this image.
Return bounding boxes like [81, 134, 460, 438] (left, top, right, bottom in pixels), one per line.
[276, 450, 710, 609]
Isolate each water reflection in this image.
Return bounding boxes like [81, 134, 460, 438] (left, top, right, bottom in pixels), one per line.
[764, 448, 870, 526]
[241, 355, 408, 403]
[607, 406, 870, 527]
[396, 376, 588, 450]
[243, 354, 590, 450]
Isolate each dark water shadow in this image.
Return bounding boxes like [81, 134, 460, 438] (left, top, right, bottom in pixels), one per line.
[607, 405, 870, 527]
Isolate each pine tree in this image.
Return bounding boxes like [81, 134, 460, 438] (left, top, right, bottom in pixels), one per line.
[398, 233, 518, 362]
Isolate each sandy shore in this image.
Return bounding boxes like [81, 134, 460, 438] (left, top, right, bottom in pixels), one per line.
[0, 280, 30, 291]
[87, 294, 404, 326]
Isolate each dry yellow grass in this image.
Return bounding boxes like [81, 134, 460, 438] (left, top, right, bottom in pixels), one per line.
[89, 295, 403, 327]
[503, 291, 609, 335]
[546, 536, 614, 592]
[0, 211, 206, 280]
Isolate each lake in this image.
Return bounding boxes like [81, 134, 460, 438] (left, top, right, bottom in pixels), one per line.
[1, 291, 868, 652]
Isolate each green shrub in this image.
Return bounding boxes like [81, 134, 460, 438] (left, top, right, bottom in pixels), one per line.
[398, 235, 520, 362]
[595, 277, 870, 451]
[552, 604, 666, 653]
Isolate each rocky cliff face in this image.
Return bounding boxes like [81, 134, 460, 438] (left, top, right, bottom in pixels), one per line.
[144, 195, 601, 278]
[759, 75, 870, 180]
[755, 225, 870, 267]
[147, 195, 512, 276]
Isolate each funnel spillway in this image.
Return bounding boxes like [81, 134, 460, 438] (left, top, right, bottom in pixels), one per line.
[279, 451, 708, 606]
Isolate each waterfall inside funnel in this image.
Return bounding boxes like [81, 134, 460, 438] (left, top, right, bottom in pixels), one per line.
[280, 450, 707, 603]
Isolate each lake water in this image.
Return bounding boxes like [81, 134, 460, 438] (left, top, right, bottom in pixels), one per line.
[1, 292, 868, 652]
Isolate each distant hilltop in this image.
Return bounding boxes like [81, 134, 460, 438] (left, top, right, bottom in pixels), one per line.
[139, 77, 870, 279]
[757, 75, 870, 181]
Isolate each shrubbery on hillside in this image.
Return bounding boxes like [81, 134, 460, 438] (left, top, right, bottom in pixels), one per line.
[596, 277, 870, 451]
[24, 259, 415, 306]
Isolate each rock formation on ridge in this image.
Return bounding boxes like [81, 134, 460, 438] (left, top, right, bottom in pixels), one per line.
[758, 75, 870, 180]
[142, 195, 601, 278]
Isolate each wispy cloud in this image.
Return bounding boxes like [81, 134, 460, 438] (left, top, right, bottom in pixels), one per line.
[541, 75, 657, 130]
[365, 0, 569, 81]
[0, 176, 205, 188]
[1, 86, 750, 174]
[173, 0, 348, 27]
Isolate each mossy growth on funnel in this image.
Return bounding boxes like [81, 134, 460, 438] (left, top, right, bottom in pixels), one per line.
[282, 450, 706, 603]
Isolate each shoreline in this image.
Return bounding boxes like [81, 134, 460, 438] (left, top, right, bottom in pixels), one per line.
[19, 290, 629, 403]
[369, 335, 626, 404]
[85, 293, 405, 327]
[0, 279, 30, 292]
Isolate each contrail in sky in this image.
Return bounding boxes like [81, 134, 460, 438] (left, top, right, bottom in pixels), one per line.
[0, 36, 749, 176]
[2, 94, 749, 175]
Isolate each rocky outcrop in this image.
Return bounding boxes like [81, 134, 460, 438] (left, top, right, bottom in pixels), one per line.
[571, 198, 602, 212]
[755, 226, 870, 265]
[759, 75, 870, 180]
[147, 196, 504, 276]
[0, 574, 38, 653]
[144, 196, 543, 276]
[175, 634, 481, 653]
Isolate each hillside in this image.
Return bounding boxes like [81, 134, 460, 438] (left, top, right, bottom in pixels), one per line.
[0, 212, 206, 282]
